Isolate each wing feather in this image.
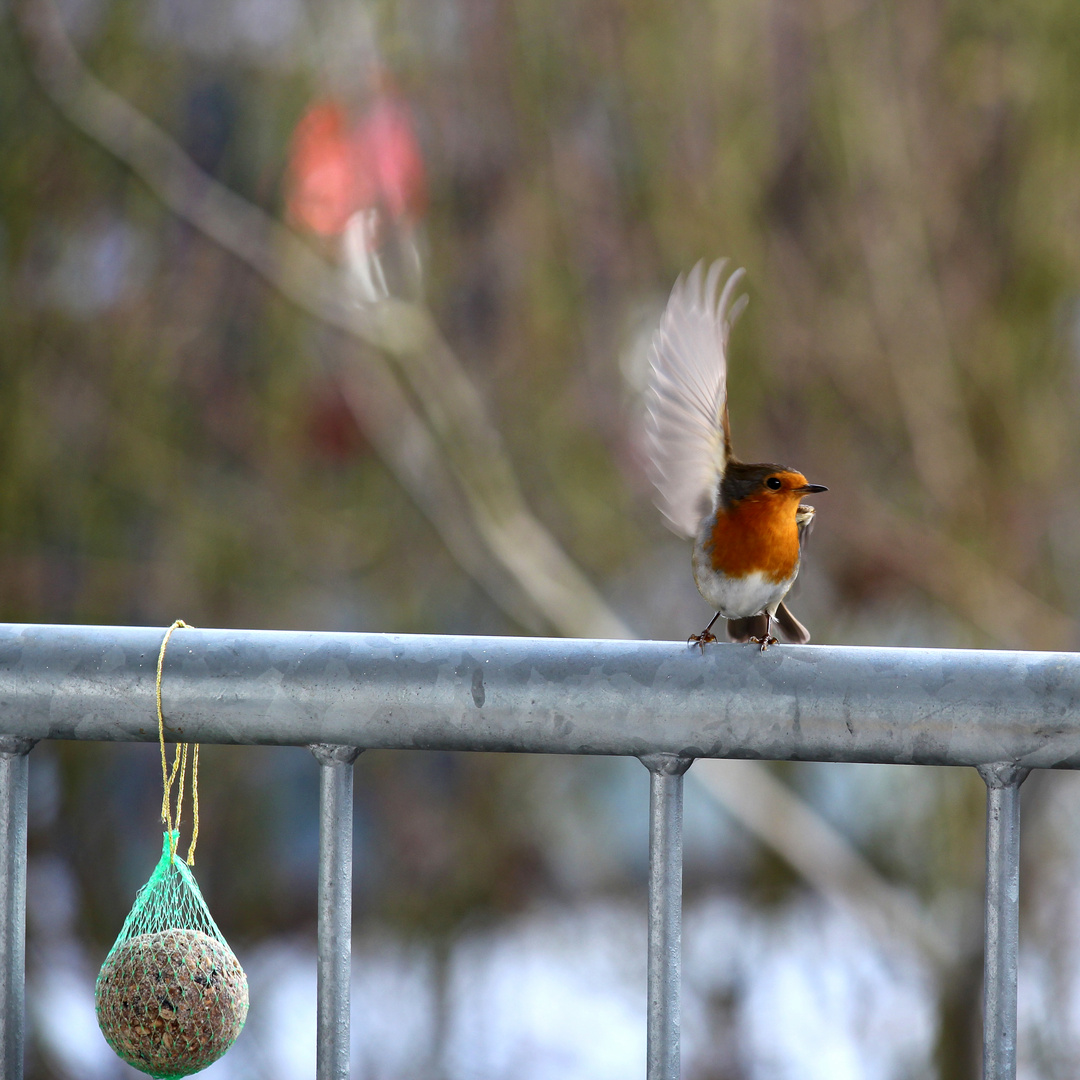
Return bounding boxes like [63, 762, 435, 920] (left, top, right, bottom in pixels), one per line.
[644, 259, 747, 537]
[795, 504, 816, 551]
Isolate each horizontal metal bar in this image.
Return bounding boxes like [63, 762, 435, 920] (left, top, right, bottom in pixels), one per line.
[1, 623, 1079, 767]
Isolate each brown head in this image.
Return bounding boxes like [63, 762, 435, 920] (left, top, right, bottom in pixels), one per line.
[719, 462, 827, 510]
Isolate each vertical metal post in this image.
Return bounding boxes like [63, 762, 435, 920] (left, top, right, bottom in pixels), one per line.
[310, 744, 362, 1080]
[640, 753, 692, 1080]
[977, 762, 1029, 1080]
[0, 738, 34, 1080]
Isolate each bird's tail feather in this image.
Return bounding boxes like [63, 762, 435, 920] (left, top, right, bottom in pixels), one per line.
[726, 602, 810, 644]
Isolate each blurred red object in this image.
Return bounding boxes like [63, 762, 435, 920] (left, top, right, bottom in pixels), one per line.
[287, 95, 427, 239]
[304, 378, 368, 461]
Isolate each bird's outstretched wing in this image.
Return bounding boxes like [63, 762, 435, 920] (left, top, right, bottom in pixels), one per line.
[644, 259, 748, 538]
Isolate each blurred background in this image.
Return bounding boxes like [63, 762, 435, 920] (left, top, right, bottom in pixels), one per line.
[4, 0, 1080, 1074]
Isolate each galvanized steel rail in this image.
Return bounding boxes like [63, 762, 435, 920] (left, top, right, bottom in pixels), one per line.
[1, 623, 1077, 1079]
[642, 754, 692, 1080]
[312, 744, 362, 1080]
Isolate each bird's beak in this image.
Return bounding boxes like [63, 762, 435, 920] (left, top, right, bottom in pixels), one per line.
[796, 483, 828, 494]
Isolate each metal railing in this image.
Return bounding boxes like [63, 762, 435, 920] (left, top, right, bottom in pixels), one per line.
[2, 623, 1078, 1079]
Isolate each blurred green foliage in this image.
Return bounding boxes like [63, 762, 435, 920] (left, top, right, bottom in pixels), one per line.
[5, 0, 1080, 1075]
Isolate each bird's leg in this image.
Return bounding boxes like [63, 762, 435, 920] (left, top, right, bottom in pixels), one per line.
[749, 612, 779, 652]
[689, 611, 722, 651]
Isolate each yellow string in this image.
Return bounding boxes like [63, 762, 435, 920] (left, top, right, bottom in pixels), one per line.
[189, 743, 200, 864]
[175, 742, 189, 839]
[156, 620, 201, 865]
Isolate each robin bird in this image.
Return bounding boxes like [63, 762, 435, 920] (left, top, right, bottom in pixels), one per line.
[644, 259, 827, 650]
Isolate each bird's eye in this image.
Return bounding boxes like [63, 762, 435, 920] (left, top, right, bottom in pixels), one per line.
[766, 476, 783, 490]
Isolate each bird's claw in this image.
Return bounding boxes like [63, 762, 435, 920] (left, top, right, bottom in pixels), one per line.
[688, 630, 717, 652]
[749, 635, 779, 652]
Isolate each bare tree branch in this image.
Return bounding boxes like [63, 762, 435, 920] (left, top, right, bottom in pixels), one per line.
[13, 0, 631, 639]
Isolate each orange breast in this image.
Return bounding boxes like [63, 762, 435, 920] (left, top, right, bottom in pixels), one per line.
[708, 495, 803, 582]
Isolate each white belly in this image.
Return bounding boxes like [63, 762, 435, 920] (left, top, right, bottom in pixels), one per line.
[692, 559, 798, 620]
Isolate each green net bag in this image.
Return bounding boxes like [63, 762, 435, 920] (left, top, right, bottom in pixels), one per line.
[95, 833, 249, 1077]
[95, 622, 248, 1078]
